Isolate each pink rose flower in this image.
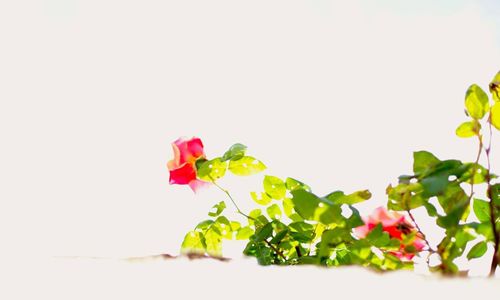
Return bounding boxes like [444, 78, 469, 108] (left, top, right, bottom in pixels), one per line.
[355, 207, 425, 260]
[167, 137, 209, 192]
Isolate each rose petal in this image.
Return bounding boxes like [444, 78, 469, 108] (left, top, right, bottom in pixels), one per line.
[173, 137, 205, 165]
[169, 163, 197, 185]
[188, 180, 210, 193]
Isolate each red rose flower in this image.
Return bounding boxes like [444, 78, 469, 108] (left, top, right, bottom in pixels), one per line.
[167, 137, 209, 192]
[354, 207, 425, 260]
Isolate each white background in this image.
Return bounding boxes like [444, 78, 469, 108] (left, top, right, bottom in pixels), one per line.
[1, 0, 500, 293]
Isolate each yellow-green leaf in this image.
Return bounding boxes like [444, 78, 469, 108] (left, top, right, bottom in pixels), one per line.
[465, 84, 489, 119]
[197, 158, 227, 181]
[491, 102, 500, 130]
[455, 121, 480, 138]
[490, 71, 500, 102]
[266, 204, 282, 220]
[228, 156, 266, 176]
[263, 175, 286, 200]
[251, 192, 272, 206]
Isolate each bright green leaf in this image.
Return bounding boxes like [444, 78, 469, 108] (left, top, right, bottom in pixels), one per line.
[473, 198, 490, 223]
[290, 189, 320, 220]
[285, 177, 311, 192]
[465, 84, 489, 120]
[467, 241, 487, 260]
[490, 102, 500, 130]
[413, 151, 440, 175]
[251, 192, 272, 206]
[208, 201, 226, 217]
[263, 175, 286, 200]
[266, 204, 282, 220]
[455, 121, 480, 138]
[181, 231, 205, 253]
[236, 226, 254, 240]
[228, 156, 266, 176]
[197, 158, 227, 181]
[221, 143, 247, 161]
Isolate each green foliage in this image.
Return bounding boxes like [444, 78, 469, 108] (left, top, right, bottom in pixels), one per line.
[228, 156, 266, 176]
[263, 175, 286, 200]
[197, 158, 227, 181]
[177, 71, 500, 277]
[465, 84, 489, 120]
[222, 143, 247, 161]
[455, 121, 480, 138]
[467, 241, 487, 260]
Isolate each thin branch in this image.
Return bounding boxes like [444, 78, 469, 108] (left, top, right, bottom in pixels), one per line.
[406, 209, 435, 253]
[485, 113, 499, 277]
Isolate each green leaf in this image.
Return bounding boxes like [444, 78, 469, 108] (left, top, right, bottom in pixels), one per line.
[490, 102, 500, 130]
[490, 71, 500, 102]
[221, 143, 247, 161]
[236, 226, 254, 240]
[251, 192, 272, 206]
[473, 198, 490, 223]
[228, 156, 266, 176]
[263, 175, 286, 200]
[197, 158, 227, 181]
[270, 228, 288, 244]
[266, 204, 282, 220]
[467, 241, 487, 260]
[455, 121, 480, 138]
[325, 190, 372, 205]
[181, 231, 205, 253]
[253, 222, 273, 242]
[290, 189, 320, 220]
[204, 229, 223, 256]
[208, 201, 226, 217]
[465, 84, 490, 120]
[366, 224, 391, 247]
[283, 198, 295, 217]
[285, 177, 311, 192]
[413, 151, 440, 174]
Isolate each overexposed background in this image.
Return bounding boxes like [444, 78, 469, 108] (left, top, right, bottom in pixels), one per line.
[1, 0, 500, 283]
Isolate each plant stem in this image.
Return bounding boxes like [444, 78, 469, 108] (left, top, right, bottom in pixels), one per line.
[210, 178, 255, 221]
[406, 209, 435, 253]
[485, 114, 499, 277]
[209, 177, 287, 261]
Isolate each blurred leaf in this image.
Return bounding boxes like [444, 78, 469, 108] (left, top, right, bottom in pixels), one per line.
[253, 222, 273, 242]
[491, 102, 500, 130]
[465, 84, 489, 120]
[263, 175, 286, 200]
[467, 241, 487, 260]
[208, 201, 226, 217]
[197, 158, 227, 181]
[181, 231, 204, 253]
[325, 190, 372, 205]
[251, 192, 272, 206]
[221, 143, 247, 161]
[366, 224, 391, 247]
[266, 204, 282, 220]
[270, 228, 288, 244]
[489, 71, 500, 102]
[473, 198, 490, 223]
[290, 189, 321, 220]
[236, 226, 254, 240]
[455, 121, 480, 138]
[413, 151, 440, 175]
[285, 177, 311, 192]
[228, 156, 266, 176]
[283, 198, 295, 217]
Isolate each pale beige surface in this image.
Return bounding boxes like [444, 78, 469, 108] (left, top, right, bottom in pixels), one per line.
[2, 256, 498, 300]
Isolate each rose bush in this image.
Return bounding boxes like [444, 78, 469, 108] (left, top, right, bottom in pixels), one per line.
[171, 71, 500, 277]
[354, 207, 425, 260]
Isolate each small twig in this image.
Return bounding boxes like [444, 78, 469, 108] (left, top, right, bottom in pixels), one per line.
[406, 209, 435, 254]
